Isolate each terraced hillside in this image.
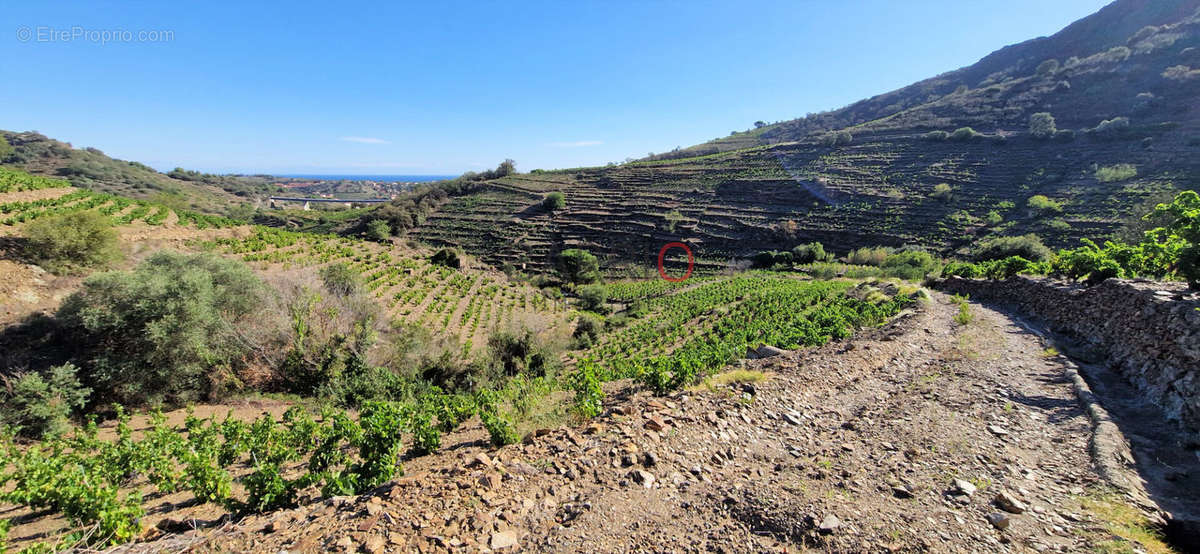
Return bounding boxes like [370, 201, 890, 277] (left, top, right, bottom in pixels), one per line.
[408, 0, 1200, 273]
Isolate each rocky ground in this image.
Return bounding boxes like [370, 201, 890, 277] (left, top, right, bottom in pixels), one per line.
[118, 294, 1174, 553]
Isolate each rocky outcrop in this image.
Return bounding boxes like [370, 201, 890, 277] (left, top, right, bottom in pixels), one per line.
[938, 276, 1200, 441]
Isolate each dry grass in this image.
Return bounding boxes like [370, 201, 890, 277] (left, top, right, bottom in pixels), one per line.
[692, 369, 767, 392]
[1076, 491, 1175, 554]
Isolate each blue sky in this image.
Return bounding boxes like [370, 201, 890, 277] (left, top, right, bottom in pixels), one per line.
[3, 0, 1112, 175]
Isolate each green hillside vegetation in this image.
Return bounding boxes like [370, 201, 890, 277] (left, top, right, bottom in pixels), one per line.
[1, 131, 277, 216]
[373, 2, 1199, 276]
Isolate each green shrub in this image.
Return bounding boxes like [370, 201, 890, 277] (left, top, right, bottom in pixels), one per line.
[924, 130, 949, 141]
[577, 284, 609, 313]
[1036, 59, 1060, 76]
[791, 242, 828, 264]
[571, 358, 604, 418]
[430, 248, 461, 269]
[573, 312, 603, 348]
[931, 183, 953, 202]
[972, 234, 1052, 262]
[949, 127, 982, 141]
[25, 211, 123, 273]
[1029, 112, 1057, 139]
[56, 251, 271, 407]
[942, 261, 984, 278]
[846, 246, 892, 266]
[558, 248, 600, 284]
[821, 130, 853, 147]
[881, 250, 941, 281]
[542, 191, 566, 211]
[664, 210, 683, 232]
[952, 295, 974, 325]
[985, 211, 1003, 225]
[1095, 164, 1137, 183]
[1147, 190, 1200, 288]
[1027, 195, 1063, 214]
[1092, 117, 1130, 139]
[0, 363, 90, 438]
[319, 262, 361, 297]
[365, 219, 391, 241]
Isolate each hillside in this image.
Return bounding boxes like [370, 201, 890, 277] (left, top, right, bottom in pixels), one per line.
[397, 0, 1200, 273]
[1, 130, 277, 217]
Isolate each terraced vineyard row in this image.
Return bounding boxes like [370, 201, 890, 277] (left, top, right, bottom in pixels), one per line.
[578, 274, 914, 384]
[0, 185, 238, 229]
[0, 167, 70, 193]
[203, 228, 568, 356]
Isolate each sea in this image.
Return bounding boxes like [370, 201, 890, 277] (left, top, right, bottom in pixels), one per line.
[277, 174, 456, 183]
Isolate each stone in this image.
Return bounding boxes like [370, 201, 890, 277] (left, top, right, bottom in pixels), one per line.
[987, 425, 1009, 437]
[891, 486, 914, 499]
[630, 470, 656, 488]
[642, 452, 659, 467]
[645, 417, 668, 432]
[818, 514, 840, 534]
[490, 531, 519, 550]
[986, 512, 1011, 530]
[953, 479, 977, 496]
[468, 453, 493, 468]
[783, 413, 803, 426]
[995, 491, 1027, 514]
[362, 535, 386, 554]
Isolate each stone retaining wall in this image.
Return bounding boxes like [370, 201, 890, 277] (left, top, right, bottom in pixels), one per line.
[937, 276, 1200, 440]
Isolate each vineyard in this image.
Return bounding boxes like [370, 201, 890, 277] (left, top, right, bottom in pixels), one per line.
[574, 274, 916, 393]
[0, 387, 532, 550]
[0, 173, 239, 231]
[200, 227, 570, 356]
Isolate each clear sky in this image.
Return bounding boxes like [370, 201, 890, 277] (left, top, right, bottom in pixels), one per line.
[3, 0, 1113, 175]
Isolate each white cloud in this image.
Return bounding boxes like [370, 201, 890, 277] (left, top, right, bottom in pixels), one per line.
[339, 136, 391, 144]
[547, 140, 603, 148]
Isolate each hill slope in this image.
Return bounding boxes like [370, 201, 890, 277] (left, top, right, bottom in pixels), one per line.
[1, 130, 276, 216]
[400, 0, 1200, 273]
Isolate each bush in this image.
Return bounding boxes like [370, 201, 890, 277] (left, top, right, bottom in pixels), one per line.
[56, 251, 272, 407]
[1035, 59, 1059, 76]
[1148, 190, 1200, 288]
[1095, 164, 1137, 183]
[558, 249, 600, 284]
[881, 251, 941, 281]
[487, 329, 553, 379]
[1027, 195, 1063, 214]
[1029, 112, 1057, 139]
[845, 246, 892, 266]
[430, 248, 461, 269]
[972, 234, 1053, 262]
[931, 183, 953, 202]
[25, 211, 123, 273]
[949, 127, 982, 141]
[576, 284, 609, 313]
[751, 250, 794, 268]
[573, 313, 603, 347]
[791, 242, 828, 264]
[985, 210, 1003, 225]
[821, 130, 852, 147]
[1092, 117, 1130, 139]
[365, 219, 391, 241]
[924, 130, 949, 141]
[319, 263, 361, 297]
[0, 363, 90, 438]
[542, 192, 565, 211]
[664, 210, 683, 232]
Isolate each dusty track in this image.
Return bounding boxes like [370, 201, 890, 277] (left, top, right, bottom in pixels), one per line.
[121, 294, 1173, 553]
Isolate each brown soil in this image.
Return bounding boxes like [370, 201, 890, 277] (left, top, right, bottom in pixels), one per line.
[109, 294, 1174, 553]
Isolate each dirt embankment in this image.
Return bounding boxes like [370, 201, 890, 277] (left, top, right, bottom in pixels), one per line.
[118, 294, 1179, 553]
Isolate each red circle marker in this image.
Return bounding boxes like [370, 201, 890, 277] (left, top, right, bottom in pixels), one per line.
[657, 242, 694, 282]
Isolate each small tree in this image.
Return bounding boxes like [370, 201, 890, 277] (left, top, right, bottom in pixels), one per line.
[1029, 112, 1057, 139]
[542, 191, 566, 211]
[25, 210, 123, 273]
[1027, 195, 1063, 214]
[558, 249, 600, 284]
